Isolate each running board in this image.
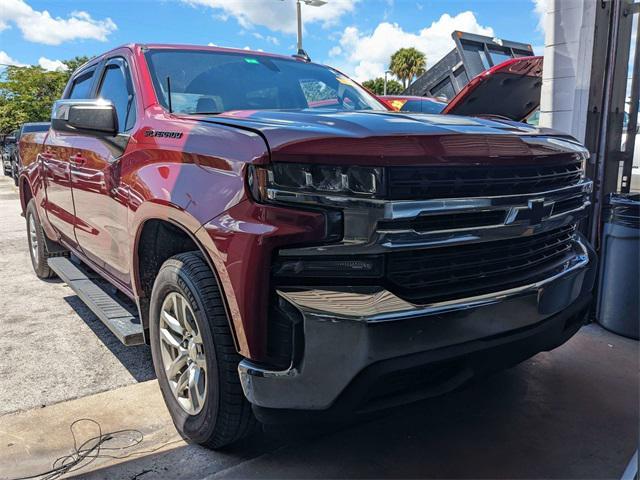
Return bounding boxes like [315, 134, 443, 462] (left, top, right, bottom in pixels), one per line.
[47, 257, 144, 346]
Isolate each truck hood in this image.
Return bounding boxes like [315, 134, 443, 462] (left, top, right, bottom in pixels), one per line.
[443, 56, 543, 122]
[192, 108, 579, 166]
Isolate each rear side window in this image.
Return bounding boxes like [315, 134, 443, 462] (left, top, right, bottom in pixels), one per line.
[68, 71, 94, 99]
[98, 64, 133, 132]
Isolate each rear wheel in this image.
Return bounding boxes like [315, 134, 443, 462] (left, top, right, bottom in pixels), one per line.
[26, 199, 54, 279]
[149, 251, 257, 449]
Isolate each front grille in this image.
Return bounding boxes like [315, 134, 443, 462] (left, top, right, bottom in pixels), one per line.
[386, 157, 583, 200]
[552, 196, 584, 215]
[386, 225, 577, 304]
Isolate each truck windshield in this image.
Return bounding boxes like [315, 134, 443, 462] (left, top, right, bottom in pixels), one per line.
[145, 49, 385, 115]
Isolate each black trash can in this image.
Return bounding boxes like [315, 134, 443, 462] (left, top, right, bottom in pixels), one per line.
[596, 193, 640, 339]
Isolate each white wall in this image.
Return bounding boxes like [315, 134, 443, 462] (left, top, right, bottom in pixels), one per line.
[539, 0, 597, 142]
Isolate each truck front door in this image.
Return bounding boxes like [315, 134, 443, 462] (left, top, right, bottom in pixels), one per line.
[42, 68, 97, 247]
[71, 56, 135, 290]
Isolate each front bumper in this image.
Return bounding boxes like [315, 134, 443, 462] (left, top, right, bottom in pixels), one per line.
[239, 235, 596, 413]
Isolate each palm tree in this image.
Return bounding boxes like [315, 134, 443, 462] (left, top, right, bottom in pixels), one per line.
[389, 48, 427, 89]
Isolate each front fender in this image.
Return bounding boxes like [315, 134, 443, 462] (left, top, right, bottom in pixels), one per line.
[129, 201, 245, 350]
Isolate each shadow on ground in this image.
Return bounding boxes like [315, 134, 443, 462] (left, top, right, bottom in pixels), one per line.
[64, 295, 155, 382]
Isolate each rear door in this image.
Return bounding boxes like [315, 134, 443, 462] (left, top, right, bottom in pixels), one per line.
[43, 67, 98, 246]
[71, 55, 136, 288]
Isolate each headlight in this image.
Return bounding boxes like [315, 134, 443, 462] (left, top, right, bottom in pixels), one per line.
[248, 163, 384, 203]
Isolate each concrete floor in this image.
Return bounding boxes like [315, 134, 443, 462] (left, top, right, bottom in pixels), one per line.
[0, 175, 154, 416]
[0, 174, 637, 479]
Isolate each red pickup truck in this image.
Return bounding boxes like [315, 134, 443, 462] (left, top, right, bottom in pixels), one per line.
[19, 44, 595, 448]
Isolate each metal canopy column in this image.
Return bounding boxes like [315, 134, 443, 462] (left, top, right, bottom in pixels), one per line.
[583, 0, 637, 247]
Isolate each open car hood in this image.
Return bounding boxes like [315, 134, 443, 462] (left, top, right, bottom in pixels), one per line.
[442, 56, 543, 122]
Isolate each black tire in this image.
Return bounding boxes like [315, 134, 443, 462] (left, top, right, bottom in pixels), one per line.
[149, 251, 257, 449]
[26, 199, 55, 279]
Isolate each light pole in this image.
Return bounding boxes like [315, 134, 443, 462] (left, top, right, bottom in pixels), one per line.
[383, 69, 392, 95]
[291, 0, 327, 60]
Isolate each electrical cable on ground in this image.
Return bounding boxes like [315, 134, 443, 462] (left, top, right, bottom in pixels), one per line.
[10, 418, 183, 480]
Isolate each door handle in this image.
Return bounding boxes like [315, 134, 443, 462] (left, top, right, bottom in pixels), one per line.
[69, 154, 87, 166]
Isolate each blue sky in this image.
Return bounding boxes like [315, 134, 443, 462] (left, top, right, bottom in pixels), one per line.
[0, 0, 546, 80]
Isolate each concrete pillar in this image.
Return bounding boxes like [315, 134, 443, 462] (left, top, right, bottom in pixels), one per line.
[539, 0, 597, 142]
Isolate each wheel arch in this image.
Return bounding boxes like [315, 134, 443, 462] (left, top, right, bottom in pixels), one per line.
[19, 174, 33, 214]
[132, 214, 240, 352]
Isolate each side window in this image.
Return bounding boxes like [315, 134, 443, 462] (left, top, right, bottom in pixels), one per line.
[97, 62, 134, 132]
[299, 79, 361, 110]
[300, 79, 338, 104]
[400, 100, 423, 113]
[68, 71, 94, 99]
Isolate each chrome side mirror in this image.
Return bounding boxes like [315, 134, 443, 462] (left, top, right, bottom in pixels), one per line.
[51, 99, 118, 136]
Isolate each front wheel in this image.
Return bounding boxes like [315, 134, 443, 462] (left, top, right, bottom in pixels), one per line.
[149, 252, 257, 449]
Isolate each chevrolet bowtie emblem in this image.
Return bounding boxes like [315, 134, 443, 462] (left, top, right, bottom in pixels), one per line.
[522, 198, 553, 226]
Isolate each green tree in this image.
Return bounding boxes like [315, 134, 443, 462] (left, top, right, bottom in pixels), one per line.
[62, 56, 90, 75]
[389, 47, 427, 89]
[0, 56, 90, 134]
[362, 77, 404, 95]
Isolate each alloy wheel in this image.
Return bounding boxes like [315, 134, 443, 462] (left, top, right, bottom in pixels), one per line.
[28, 213, 39, 267]
[159, 291, 208, 415]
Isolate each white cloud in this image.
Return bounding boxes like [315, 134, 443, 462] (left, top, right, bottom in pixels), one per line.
[332, 11, 494, 81]
[0, 51, 26, 67]
[38, 57, 68, 71]
[0, 51, 66, 71]
[0, 0, 116, 45]
[182, 0, 358, 34]
[329, 45, 342, 57]
[532, 0, 547, 33]
[252, 32, 280, 45]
